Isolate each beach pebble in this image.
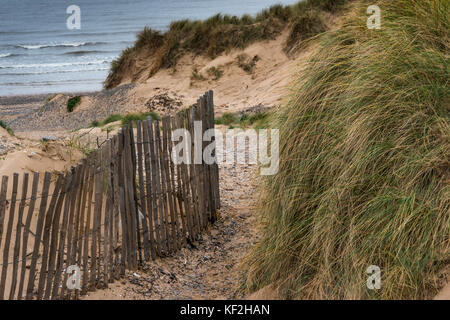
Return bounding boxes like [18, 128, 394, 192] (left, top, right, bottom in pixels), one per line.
[42, 135, 57, 141]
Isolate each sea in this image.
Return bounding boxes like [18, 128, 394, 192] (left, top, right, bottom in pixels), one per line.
[0, 0, 299, 96]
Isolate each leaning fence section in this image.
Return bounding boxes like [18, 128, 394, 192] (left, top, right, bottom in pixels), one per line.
[0, 91, 220, 300]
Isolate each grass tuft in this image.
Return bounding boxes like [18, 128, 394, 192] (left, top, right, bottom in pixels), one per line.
[215, 111, 272, 129]
[121, 111, 161, 126]
[0, 120, 14, 136]
[90, 112, 161, 128]
[67, 96, 81, 113]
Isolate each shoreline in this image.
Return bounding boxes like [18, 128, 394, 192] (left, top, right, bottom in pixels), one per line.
[0, 90, 102, 104]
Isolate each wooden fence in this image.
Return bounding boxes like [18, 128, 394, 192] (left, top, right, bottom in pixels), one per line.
[0, 91, 220, 300]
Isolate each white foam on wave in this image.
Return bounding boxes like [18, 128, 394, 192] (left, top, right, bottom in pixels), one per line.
[15, 42, 102, 50]
[0, 53, 12, 58]
[0, 59, 111, 69]
[1, 67, 110, 75]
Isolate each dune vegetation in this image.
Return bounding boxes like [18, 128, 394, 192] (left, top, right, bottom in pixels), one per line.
[67, 96, 81, 112]
[90, 111, 161, 128]
[242, 0, 449, 299]
[0, 120, 14, 136]
[105, 0, 347, 88]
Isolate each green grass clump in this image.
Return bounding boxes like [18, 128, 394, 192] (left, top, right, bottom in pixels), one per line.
[215, 112, 239, 126]
[120, 111, 161, 126]
[242, 0, 449, 300]
[0, 120, 14, 136]
[105, 0, 348, 89]
[207, 66, 224, 80]
[101, 114, 122, 126]
[90, 114, 122, 128]
[90, 112, 161, 128]
[67, 96, 81, 112]
[89, 120, 100, 127]
[215, 111, 272, 129]
[241, 112, 272, 129]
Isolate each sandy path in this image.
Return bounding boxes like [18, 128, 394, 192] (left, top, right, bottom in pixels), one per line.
[84, 131, 259, 300]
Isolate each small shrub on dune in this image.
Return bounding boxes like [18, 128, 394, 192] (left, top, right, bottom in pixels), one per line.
[67, 96, 81, 112]
[0, 120, 14, 136]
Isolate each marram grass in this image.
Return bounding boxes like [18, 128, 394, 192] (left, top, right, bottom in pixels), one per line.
[242, 0, 449, 299]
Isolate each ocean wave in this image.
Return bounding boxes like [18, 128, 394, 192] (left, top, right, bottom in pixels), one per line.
[1, 67, 109, 76]
[0, 53, 12, 58]
[0, 59, 111, 69]
[15, 41, 107, 50]
[2, 79, 104, 86]
[63, 50, 111, 56]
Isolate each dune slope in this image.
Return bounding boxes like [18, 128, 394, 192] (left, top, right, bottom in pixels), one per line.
[243, 0, 449, 299]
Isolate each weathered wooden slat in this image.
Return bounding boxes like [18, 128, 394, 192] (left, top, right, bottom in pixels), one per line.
[60, 165, 82, 299]
[90, 150, 104, 289]
[198, 97, 208, 228]
[81, 154, 95, 294]
[106, 139, 115, 282]
[121, 126, 133, 269]
[101, 141, 111, 287]
[154, 120, 170, 254]
[9, 173, 28, 299]
[207, 92, 216, 218]
[123, 125, 137, 269]
[142, 119, 157, 259]
[111, 134, 122, 278]
[202, 94, 214, 222]
[147, 118, 164, 255]
[44, 172, 70, 299]
[0, 173, 18, 299]
[128, 123, 142, 267]
[188, 106, 202, 235]
[156, 118, 173, 252]
[51, 171, 73, 299]
[168, 117, 186, 248]
[178, 112, 195, 241]
[36, 173, 64, 300]
[136, 121, 150, 260]
[17, 172, 38, 300]
[162, 116, 179, 251]
[26, 171, 51, 300]
[73, 159, 89, 299]
[117, 128, 128, 275]
[207, 90, 220, 211]
[0, 176, 8, 253]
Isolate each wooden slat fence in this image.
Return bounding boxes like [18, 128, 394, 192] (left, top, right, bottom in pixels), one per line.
[0, 91, 220, 300]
